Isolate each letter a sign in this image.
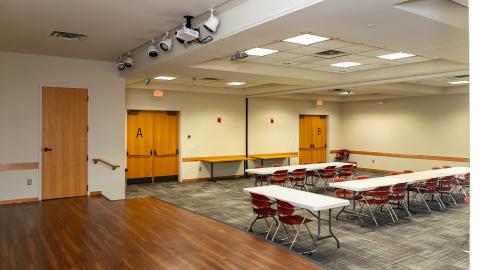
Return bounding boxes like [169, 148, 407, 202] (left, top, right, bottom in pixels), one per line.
[136, 128, 143, 138]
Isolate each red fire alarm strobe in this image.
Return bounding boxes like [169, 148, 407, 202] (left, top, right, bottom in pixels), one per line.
[270, 118, 274, 124]
[217, 116, 222, 123]
[153, 89, 164, 97]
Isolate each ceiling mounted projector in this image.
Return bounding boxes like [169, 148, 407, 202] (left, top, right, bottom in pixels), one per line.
[159, 32, 173, 52]
[203, 9, 220, 33]
[175, 15, 199, 43]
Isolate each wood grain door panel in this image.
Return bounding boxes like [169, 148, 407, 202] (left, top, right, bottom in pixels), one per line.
[127, 111, 154, 179]
[153, 112, 179, 177]
[299, 115, 327, 164]
[42, 87, 88, 200]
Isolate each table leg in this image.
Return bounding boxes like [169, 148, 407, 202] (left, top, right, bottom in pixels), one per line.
[316, 210, 321, 240]
[261, 159, 264, 166]
[311, 209, 341, 248]
[328, 209, 340, 248]
[210, 162, 217, 182]
[288, 157, 291, 166]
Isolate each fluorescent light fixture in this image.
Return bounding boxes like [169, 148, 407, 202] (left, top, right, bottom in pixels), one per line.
[283, 34, 330, 45]
[331, 62, 362, 68]
[338, 90, 354, 95]
[377, 52, 415, 60]
[244, 48, 278, 56]
[154, 76, 177, 80]
[226, 82, 246, 86]
[448, 80, 469, 85]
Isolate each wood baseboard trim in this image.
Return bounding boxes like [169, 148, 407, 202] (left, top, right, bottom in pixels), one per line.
[182, 174, 244, 183]
[357, 167, 393, 174]
[89, 191, 102, 196]
[0, 162, 39, 171]
[0, 197, 39, 206]
[330, 150, 469, 162]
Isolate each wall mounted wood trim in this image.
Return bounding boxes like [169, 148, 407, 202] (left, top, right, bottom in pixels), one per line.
[182, 155, 251, 162]
[0, 162, 39, 171]
[89, 191, 102, 196]
[330, 150, 469, 162]
[0, 197, 39, 206]
[182, 174, 244, 183]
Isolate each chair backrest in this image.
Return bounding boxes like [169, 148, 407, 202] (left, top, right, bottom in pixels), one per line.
[320, 165, 337, 177]
[391, 183, 407, 195]
[465, 173, 470, 181]
[339, 164, 354, 175]
[367, 186, 391, 201]
[403, 170, 414, 174]
[442, 165, 451, 168]
[333, 178, 347, 197]
[355, 175, 370, 180]
[276, 199, 295, 217]
[389, 171, 402, 175]
[424, 178, 439, 190]
[437, 176, 454, 190]
[272, 170, 288, 182]
[432, 167, 442, 170]
[250, 193, 271, 209]
[272, 164, 282, 167]
[291, 168, 306, 179]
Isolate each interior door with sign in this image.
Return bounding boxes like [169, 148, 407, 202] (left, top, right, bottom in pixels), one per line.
[311, 116, 327, 163]
[127, 111, 154, 181]
[42, 87, 88, 200]
[299, 115, 313, 164]
[153, 111, 179, 181]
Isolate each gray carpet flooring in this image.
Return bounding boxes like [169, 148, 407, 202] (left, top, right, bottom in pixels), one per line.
[126, 174, 469, 270]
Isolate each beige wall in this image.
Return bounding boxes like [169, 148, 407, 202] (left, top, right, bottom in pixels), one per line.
[0, 51, 126, 201]
[126, 90, 344, 180]
[341, 94, 470, 171]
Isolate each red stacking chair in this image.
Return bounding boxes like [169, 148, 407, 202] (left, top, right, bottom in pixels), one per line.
[254, 166, 269, 186]
[389, 183, 411, 220]
[272, 163, 282, 167]
[270, 170, 288, 186]
[346, 161, 358, 175]
[437, 176, 457, 206]
[389, 171, 402, 175]
[271, 200, 316, 251]
[339, 164, 354, 180]
[289, 168, 308, 191]
[247, 193, 277, 239]
[456, 173, 470, 198]
[355, 175, 370, 180]
[432, 167, 442, 170]
[442, 165, 451, 168]
[334, 178, 362, 200]
[412, 178, 445, 212]
[318, 165, 337, 191]
[360, 186, 395, 227]
[403, 170, 414, 174]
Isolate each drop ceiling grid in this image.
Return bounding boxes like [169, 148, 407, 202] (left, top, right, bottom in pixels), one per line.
[245, 36, 434, 73]
[152, 76, 260, 88]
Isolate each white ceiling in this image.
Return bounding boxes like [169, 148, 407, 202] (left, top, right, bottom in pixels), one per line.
[0, 0, 226, 60]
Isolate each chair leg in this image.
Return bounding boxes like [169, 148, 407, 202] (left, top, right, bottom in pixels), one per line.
[435, 193, 446, 209]
[290, 224, 303, 250]
[247, 215, 259, 232]
[388, 204, 398, 223]
[422, 194, 432, 212]
[365, 201, 379, 228]
[449, 192, 458, 206]
[401, 200, 412, 220]
[265, 217, 277, 239]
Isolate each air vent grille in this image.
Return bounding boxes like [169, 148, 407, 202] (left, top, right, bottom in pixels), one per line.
[201, 77, 220, 81]
[50, 31, 88, 41]
[315, 50, 347, 58]
[453, 75, 469, 78]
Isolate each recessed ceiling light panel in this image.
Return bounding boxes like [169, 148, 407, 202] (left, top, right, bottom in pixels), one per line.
[154, 76, 177, 80]
[244, 48, 278, 56]
[338, 90, 354, 95]
[50, 31, 88, 41]
[331, 62, 362, 68]
[283, 34, 330, 45]
[377, 52, 415, 60]
[448, 80, 469, 85]
[226, 82, 246, 86]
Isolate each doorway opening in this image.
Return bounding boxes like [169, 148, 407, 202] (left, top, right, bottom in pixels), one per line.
[299, 115, 327, 164]
[126, 110, 179, 184]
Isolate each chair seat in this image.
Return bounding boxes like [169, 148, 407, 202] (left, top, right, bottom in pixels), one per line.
[389, 194, 405, 201]
[279, 215, 313, 225]
[364, 198, 389, 205]
[253, 208, 277, 217]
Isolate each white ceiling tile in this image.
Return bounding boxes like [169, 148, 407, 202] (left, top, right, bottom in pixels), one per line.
[357, 49, 397, 57]
[287, 46, 323, 55]
[309, 39, 356, 49]
[340, 44, 380, 54]
[268, 52, 303, 60]
[263, 41, 304, 51]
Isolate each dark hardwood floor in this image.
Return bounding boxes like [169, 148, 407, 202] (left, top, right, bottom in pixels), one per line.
[0, 197, 322, 270]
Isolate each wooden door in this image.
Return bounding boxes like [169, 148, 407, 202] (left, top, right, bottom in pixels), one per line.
[299, 115, 312, 164]
[153, 111, 179, 180]
[299, 115, 327, 164]
[127, 111, 154, 181]
[42, 87, 88, 200]
[310, 116, 327, 163]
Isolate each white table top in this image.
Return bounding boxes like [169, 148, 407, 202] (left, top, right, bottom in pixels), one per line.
[245, 162, 351, 175]
[243, 185, 349, 212]
[329, 166, 470, 192]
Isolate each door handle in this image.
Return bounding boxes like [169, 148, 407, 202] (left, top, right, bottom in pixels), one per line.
[154, 149, 157, 156]
[42, 147, 53, 152]
[150, 150, 153, 156]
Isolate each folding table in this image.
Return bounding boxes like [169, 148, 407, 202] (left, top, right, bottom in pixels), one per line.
[243, 185, 349, 248]
[245, 162, 350, 175]
[249, 153, 298, 166]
